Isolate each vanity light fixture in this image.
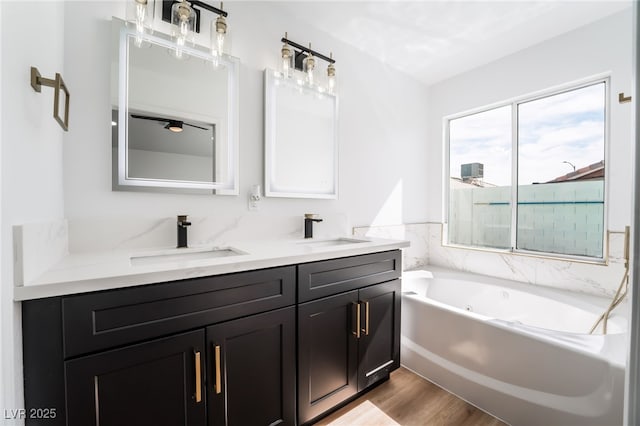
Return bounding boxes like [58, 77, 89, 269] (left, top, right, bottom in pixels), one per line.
[162, 0, 230, 58]
[278, 35, 337, 93]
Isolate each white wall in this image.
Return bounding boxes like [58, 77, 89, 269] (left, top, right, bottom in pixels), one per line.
[1, 1, 430, 415]
[62, 2, 431, 229]
[1, 1, 67, 417]
[426, 9, 633, 229]
[421, 8, 633, 295]
[0, 2, 4, 416]
[3, 0, 632, 418]
[625, 3, 639, 423]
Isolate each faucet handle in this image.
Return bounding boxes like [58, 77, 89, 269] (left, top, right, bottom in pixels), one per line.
[177, 215, 191, 226]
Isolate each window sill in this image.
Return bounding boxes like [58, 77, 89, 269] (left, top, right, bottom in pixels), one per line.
[440, 242, 609, 266]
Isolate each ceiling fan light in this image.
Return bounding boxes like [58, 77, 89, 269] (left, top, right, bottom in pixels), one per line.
[166, 121, 184, 132]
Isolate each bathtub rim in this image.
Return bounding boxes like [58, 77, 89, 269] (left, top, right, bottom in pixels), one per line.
[401, 266, 628, 368]
[402, 266, 629, 326]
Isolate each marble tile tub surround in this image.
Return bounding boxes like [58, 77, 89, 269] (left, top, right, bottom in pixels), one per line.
[353, 223, 428, 271]
[354, 222, 628, 298]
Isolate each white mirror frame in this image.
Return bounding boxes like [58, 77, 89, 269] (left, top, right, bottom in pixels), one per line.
[264, 69, 339, 199]
[115, 20, 239, 193]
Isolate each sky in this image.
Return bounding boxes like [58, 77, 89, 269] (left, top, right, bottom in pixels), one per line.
[449, 82, 605, 186]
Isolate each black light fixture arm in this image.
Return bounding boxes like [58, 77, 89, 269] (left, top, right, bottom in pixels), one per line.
[281, 37, 336, 64]
[162, 0, 228, 33]
[190, 0, 227, 17]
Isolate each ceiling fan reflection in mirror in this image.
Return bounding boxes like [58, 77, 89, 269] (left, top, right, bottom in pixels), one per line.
[130, 113, 210, 133]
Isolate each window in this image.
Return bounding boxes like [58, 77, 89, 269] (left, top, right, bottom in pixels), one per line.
[447, 80, 606, 259]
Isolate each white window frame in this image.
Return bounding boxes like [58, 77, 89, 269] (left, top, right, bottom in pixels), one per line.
[443, 74, 610, 263]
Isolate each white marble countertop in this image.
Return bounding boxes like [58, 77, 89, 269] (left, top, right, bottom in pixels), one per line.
[14, 236, 409, 301]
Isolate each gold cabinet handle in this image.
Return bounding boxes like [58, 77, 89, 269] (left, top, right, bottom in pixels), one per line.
[363, 301, 370, 336]
[352, 302, 361, 339]
[214, 345, 222, 394]
[194, 351, 202, 403]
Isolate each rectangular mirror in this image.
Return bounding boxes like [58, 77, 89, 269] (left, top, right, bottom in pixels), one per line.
[111, 19, 239, 194]
[264, 69, 338, 199]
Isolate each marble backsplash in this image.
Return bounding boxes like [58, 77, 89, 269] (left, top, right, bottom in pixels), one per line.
[354, 222, 628, 298]
[15, 216, 627, 298]
[13, 219, 68, 286]
[66, 213, 351, 252]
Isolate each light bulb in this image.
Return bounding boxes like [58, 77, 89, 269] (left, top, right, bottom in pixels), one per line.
[303, 44, 315, 87]
[128, 0, 151, 47]
[135, 1, 146, 34]
[211, 12, 227, 57]
[171, 0, 195, 58]
[327, 55, 336, 94]
[280, 32, 292, 78]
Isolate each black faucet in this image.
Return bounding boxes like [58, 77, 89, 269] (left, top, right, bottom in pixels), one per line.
[304, 214, 323, 239]
[177, 215, 192, 248]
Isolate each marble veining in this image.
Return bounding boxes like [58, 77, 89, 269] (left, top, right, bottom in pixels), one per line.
[13, 219, 68, 286]
[15, 217, 626, 301]
[354, 221, 628, 298]
[68, 213, 350, 252]
[425, 222, 628, 298]
[14, 216, 405, 301]
[353, 223, 428, 270]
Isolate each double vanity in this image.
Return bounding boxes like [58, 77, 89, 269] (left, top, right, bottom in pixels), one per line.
[17, 232, 407, 426]
[16, 14, 405, 426]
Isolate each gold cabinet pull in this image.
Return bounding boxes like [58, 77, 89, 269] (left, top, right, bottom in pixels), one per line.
[214, 345, 222, 394]
[194, 351, 202, 403]
[363, 301, 370, 336]
[352, 302, 361, 339]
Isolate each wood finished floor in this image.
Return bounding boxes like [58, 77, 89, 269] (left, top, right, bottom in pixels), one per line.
[314, 367, 507, 426]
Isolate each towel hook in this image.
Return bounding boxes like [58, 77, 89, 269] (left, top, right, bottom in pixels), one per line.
[30, 66, 70, 131]
[618, 92, 632, 104]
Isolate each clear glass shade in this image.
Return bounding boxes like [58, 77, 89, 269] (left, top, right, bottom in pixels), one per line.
[327, 63, 336, 94]
[127, 0, 152, 47]
[211, 15, 227, 57]
[280, 44, 292, 78]
[171, 0, 196, 57]
[303, 55, 315, 86]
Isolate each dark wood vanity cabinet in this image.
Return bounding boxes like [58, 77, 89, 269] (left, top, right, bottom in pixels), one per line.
[22, 266, 296, 426]
[65, 330, 207, 426]
[298, 291, 360, 423]
[297, 251, 402, 424]
[22, 250, 401, 426]
[207, 306, 295, 426]
[62, 307, 297, 426]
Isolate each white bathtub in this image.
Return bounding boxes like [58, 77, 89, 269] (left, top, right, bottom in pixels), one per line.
[401, 267, 628, 426]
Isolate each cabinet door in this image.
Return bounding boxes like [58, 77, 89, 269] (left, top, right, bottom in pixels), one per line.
[65, 330, 206, 426]
[298, 291, 359, 424]
[207, 306, 295, 426]
[358, 280, 401, 391]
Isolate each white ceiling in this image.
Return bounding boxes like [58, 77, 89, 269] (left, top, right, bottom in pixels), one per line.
[276, 1, 632, 86]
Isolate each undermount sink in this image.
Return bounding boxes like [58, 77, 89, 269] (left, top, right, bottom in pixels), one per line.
[297, 238, 369, 248]
[130, 247, 245, 266]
